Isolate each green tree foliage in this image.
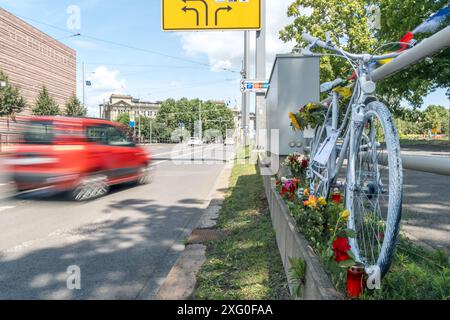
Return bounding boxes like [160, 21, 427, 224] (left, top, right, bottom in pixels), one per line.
[32, 86, 60, 116]
[396, 105, 449, 136]
[115, 98, 235, 142]
[0, 71, 27, 130]
[64, 95, 87, 117]
[156, 98, 235, 138]
[280, 0, 376, 84]
[422, 105, 449, 134]
[115, 113, 173, 142]
[372, 0, 450, 113]
[116, 112, 130, 127]
[280, 0, 450, 114]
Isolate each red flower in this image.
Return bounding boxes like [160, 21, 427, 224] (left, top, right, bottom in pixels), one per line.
[293, 177, 300, 190]
[332, 238, 352, 263]
[301, 159, 309, 169]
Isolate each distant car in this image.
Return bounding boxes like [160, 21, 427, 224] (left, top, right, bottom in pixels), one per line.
[224, 138, 235, 146]
[187, 137, 203, 146]
[5, 116, 152, 201]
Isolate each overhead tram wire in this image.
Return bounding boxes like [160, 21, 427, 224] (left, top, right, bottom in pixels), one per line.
[12, 12, 240, 74]
[129, 78, 239, 96]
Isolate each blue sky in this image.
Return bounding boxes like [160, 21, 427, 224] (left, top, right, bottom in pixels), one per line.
[0, 0, 448, 117]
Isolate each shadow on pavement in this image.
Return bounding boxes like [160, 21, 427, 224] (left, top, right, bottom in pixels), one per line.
[0, 199, 204, 299]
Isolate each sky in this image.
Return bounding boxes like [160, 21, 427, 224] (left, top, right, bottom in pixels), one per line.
[0, 0, 448, 117]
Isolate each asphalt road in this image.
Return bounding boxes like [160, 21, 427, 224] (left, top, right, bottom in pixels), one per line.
[0, 144, 235, 299]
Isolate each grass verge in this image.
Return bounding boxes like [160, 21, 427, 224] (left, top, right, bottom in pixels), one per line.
[193, 156, 290, 300]
[361, 236, 449, 300]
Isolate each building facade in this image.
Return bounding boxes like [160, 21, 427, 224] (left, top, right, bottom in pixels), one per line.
[0, 8, 77, 113]
[101, 94, 162, 121]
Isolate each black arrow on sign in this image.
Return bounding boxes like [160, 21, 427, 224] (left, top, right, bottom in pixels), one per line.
[215, 6, 232, 26]
[182, 7, 199, 26]
[183, 0, 208, 26]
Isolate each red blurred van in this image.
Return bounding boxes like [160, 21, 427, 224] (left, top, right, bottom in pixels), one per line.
[5, 117, 152, 201]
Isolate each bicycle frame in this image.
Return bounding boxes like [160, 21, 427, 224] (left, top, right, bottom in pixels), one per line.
[303, 32, 405, 273]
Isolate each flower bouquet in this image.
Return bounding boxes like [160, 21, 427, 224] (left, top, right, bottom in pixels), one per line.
[289, 102, 326, 138]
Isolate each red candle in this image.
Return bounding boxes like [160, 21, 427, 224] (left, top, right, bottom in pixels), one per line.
[331, 188, 341, 204]
[347, 266, 365, 299]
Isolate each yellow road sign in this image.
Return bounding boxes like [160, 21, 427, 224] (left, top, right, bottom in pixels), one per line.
[162, 0, 261, 31]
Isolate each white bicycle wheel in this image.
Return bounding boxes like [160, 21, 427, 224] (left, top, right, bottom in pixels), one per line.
[346, 101, 403, 278]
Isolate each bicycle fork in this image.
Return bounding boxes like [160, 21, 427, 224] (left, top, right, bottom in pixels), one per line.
[346, 104, 366, 264]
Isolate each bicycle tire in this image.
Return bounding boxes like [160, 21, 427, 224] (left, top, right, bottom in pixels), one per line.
[346, 101, 403, 278]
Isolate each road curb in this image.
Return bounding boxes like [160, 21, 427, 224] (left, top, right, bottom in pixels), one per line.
[154, 160, 234, 300]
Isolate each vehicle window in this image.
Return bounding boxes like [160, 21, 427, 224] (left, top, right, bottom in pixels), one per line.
[23, 121, 53, 145]
[106, 126, 133, 146]
[86, 126, 108, 144]
[86, 125, 133, 147]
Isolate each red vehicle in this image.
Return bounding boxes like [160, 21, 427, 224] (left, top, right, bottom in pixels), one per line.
[5, 116, 152, 201]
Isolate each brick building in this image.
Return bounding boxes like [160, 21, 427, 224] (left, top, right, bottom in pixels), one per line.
[0, 8, 76, 135]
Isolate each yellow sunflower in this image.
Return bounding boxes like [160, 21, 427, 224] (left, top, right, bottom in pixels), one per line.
[289, 112, 301, 130]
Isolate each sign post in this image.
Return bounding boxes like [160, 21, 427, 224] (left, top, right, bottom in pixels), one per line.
[255, 0, 266, 150]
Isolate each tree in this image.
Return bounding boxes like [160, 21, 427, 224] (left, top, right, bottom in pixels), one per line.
[422, 105, 449, 134]
[116, 112, 130, 127]
[371, 0, 450, 112]
[65, 95, 87, 117]
[280, 0, 450, 114]
[0, 71, 27, 131]
[156, 98, 235, 138]
[280, 0, 376, 85]
[32, 86, 60, 116]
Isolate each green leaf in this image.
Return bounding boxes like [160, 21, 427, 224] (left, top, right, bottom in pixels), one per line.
[338, 259, 356, 269]
[343, 229, 356, 238]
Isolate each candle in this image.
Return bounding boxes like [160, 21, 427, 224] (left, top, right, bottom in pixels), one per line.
[347, 266, 365, 299]
[331, 188, 341, 204]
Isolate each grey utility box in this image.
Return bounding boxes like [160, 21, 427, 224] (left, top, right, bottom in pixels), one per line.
[266, 54, 320, 156]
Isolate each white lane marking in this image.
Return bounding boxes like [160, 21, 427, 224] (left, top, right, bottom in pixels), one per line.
[0, 206, 15, 213]
[151, 145, 222, 167]
[150, 145, 205, 158]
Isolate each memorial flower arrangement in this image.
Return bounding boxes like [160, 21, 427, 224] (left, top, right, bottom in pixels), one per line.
[278, 152, 358, 297]
[289, 102, 325, 131]
[284, 152, 309, 177]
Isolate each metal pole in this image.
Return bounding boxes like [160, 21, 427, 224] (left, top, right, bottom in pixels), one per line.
[448, 94, 450, 143]
[150, 117, 153, 145]
[82, 62, 86, 107]
[375, 153, 450, 176]
[372, 26, 450, 82]
[255, 0, 266, 150]
[199, 101, 202, 141]
[138, 105, 141, 144]
[242, 31, 251, 147]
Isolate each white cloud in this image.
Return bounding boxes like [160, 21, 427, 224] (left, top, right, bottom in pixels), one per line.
[178, 0, 296, 75]
[83, 66, 126, 116]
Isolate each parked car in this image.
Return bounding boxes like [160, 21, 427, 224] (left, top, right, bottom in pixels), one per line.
[187, 137, 203, 146]
[4, 116, 152, 201]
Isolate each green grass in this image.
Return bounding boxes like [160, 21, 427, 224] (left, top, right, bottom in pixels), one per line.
[400, 138, 450, 148]
[193, 157, 290, 300]
[362, 237, 450, 300]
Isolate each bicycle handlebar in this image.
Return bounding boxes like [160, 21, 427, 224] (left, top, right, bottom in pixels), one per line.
[302, 33, 402, 62]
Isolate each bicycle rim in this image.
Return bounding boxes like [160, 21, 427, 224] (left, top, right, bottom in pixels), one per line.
[347, 102, 403, 278]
